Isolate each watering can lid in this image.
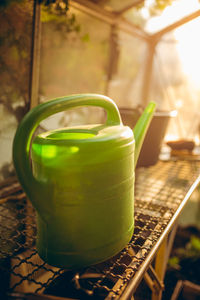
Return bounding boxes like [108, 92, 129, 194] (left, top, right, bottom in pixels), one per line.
[33, 124, 134, 147]
[31, 124, 135, 165]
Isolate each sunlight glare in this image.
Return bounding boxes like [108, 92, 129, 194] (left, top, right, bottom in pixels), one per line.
[146, 0, 200, 33]
[146, 0, 200, 88]
[174, 17, 200, 88]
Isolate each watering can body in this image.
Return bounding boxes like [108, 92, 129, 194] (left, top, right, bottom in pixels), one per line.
[13, 94, 155, 268]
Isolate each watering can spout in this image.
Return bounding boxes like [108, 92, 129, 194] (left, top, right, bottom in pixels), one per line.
[133, 101, 156, 167]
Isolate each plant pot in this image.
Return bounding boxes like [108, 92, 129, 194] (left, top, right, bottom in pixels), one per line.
[119, 107, 176, 167]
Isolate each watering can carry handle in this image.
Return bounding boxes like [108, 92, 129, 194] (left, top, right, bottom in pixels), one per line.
[12, 94, 121, 202]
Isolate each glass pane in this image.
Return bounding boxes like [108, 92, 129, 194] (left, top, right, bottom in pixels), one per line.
[106, 30, 147, 108]
[124, 0, 200, 33]
[99, 0, 140, 12]
[149, 18, 200, 143]
[0, 1, 34, 182]
[39, 5, 110, 128]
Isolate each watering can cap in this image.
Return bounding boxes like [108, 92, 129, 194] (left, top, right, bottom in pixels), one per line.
[32, 124, 134, 148]
[31, 124, 135, 165]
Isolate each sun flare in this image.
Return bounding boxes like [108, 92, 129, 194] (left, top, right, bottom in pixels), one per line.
[174, 18, 200, 88]
[146, 0, 200, 88]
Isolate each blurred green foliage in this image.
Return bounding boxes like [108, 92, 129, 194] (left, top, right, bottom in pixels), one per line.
[168, 235, 200, 270]
[41, 2, 80, 34]
[153, 0, 175, 11]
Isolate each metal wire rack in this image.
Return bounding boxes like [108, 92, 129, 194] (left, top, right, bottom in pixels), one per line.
[0, 160, 200, 300]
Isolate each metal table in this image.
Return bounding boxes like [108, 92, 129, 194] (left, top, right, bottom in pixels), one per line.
[0, 159, 200, 300]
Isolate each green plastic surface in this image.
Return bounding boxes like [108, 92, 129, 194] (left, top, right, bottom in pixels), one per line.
[12, 94, 155, 268]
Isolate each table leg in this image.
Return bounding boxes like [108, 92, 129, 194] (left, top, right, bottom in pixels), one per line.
[144, 223, 178, 300]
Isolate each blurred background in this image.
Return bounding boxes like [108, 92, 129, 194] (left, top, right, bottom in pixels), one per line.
[0, 0, 200, 180]
[1, 1, 200, 299]
[1, 0, 200, 182]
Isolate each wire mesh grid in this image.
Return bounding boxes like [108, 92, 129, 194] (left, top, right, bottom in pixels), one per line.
[0, 160, 200, 299]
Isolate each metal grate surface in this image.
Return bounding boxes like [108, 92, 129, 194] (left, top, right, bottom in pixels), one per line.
[0, 160, 200, 299]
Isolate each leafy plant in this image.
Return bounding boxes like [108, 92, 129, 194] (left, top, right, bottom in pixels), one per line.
[152, 0, 175, 11]
[41, 0, 80, 34]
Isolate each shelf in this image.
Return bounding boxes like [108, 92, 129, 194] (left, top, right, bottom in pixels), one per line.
[0, 160, 200, 299]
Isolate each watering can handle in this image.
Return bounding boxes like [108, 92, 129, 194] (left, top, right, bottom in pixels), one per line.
[12, 94, 121, 204]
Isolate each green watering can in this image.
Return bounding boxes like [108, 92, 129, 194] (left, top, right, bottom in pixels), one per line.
[13, 94, 156, 268]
